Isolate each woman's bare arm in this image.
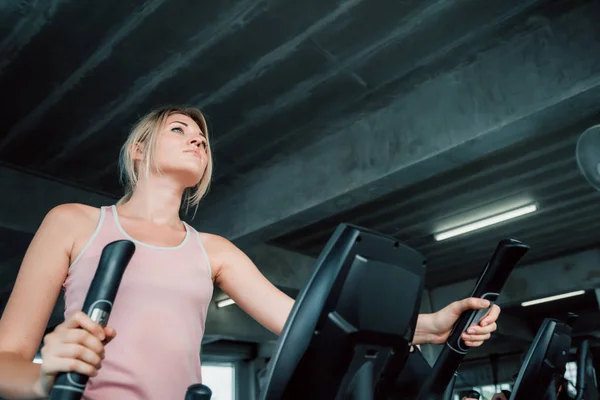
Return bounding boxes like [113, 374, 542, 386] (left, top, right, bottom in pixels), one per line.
[202, 234, 294, 336]
[0, 204, 89, 398]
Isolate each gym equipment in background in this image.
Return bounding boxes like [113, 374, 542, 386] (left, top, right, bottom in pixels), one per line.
[575, 339, 599, 400]
[576, 124, 600, 192]
[509, 318, 572, 400]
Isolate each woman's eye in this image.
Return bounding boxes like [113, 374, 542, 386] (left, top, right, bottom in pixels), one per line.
[172, 127, 184, 134]
[201, 141, 207, 149]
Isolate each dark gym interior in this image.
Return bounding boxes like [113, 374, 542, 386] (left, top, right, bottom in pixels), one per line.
[1, 1, 600, 399]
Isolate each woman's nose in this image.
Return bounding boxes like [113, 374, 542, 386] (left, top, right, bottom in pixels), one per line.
[188, 136, 202, 147]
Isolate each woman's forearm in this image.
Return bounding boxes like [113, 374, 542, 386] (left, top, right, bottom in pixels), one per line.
[0, 352, 44, 399]
[412, 313, 434, 345]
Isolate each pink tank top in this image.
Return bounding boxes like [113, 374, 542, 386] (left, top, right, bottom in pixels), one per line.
[62, 205, 214, 400]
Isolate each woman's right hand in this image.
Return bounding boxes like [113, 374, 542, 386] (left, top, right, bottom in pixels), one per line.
[36, 311, 117, 396]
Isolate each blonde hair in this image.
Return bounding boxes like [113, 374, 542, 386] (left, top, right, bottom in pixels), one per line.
[117, 106, 213, 211]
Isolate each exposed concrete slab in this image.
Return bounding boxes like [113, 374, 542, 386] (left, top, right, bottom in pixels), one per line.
[0, 0, 66, 74]
[193, 2, 600, 245]
[40, 0, 263, 165]
[0, 0, 169, 153]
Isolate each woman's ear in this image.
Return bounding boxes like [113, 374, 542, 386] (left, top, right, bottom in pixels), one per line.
[129, 142, 144, 161]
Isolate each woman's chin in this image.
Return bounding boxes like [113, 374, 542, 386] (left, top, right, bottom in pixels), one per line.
[160, 164, 205, 186]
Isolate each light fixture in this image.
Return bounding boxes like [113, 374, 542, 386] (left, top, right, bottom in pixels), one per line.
[216, 298, 236, 308]
[434, 204, 538, 241]
[521, 290, 586, 307]
[33, 355, 42, 364]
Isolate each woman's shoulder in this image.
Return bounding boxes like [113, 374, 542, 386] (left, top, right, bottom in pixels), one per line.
[47, 202, 100, 222]
[197, 232, 233, 252]
[44, 203, 102, 233]
[196, 232, 252, 278]
[196, 232, 248, 262]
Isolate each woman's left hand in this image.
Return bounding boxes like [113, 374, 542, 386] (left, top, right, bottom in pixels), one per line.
[414, 297, 501, 346]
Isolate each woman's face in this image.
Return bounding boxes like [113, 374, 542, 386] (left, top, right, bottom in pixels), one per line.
[146, 113, 209, 187]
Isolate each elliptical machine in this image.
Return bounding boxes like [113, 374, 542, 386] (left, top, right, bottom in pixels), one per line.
[46, 228, 529, 400]
[574, 339, 599, 400]
[258, 225, 528, 400]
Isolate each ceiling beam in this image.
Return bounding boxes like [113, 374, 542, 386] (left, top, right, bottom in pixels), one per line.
[40, 0, 263, 168]
[211, 0, 542, 173]
[192, 2, 600, 245]
[81, 0, 542, 182]
[0, 0, 66, 74]
[0, 0, 169, 154]
[188, 0, 367, 116]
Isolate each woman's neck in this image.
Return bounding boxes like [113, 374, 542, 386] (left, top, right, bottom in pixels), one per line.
[118, 177, 185, 226]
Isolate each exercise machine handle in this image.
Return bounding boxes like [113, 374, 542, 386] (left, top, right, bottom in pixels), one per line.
[416, 239, 529, 400]
[49, 240, 135, 400]
[185, 384, 213, 400]
[574, 340, 589, 400]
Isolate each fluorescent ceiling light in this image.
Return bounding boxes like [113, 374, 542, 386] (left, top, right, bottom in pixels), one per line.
[521, 290, 586, 307]
[216, 298, 236, 308]
[434, 204, 538, 241]
[33, 355, 42, 364]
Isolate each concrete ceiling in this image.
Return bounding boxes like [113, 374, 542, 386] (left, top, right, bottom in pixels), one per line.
[1, 0, 600, 387]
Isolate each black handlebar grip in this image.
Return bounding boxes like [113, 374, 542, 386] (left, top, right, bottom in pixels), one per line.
[574, 340, 590, 400]
[416, 239, 529, 400]
[48, 240, 135, 400]
[448, 239, 529, 354]
[185, 384, 213, 400]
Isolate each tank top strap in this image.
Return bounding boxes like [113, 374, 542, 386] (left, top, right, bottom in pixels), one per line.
[182, 222, 213, 280]
[67, 206, 127, 271]
[103, 205, 129, 237]
[67, 206, 104, 272]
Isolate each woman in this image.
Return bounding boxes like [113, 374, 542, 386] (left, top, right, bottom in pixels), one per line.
[0, 106, 501, 399]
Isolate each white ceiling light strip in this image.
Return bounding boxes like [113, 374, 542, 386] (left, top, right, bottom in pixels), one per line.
[216, 298, 236, 308]
[521, 290, 586, 307]
[434, 204, 538, 241]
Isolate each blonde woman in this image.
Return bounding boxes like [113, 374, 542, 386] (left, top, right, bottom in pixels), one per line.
[0, 106, 501, 399]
